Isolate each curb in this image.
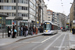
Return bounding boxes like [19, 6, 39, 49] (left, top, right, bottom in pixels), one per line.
[16, 34, 42, 42]
[1, 33, 43, 46]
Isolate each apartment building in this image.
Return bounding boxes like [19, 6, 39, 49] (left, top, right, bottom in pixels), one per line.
[0, 0, 38, 27]
[47, 10, 53, 21]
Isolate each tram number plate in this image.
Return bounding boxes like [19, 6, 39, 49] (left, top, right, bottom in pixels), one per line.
[46, 30, 48, 32]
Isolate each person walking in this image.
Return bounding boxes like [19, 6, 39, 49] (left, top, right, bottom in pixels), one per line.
[8, 26, 11, 37]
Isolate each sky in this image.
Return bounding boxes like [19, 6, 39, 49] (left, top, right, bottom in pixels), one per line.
[44, 0, 73, 16]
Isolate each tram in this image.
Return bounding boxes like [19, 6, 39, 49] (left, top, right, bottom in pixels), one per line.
[43, 21, 58, 34]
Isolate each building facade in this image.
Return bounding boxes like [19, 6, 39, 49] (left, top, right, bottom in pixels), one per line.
[70, 0, 75, 29]
[43, 5, 47, 22]
[0, 0, 38, 27]
[47, 10, 53, 21]
[57, 13, 67, 28]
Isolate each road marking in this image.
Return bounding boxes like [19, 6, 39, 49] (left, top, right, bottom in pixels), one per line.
[32, 34, 61, 50]
[44, 33, 63, 50]
[41, 34, 58, 43]
[58, 34, 66, 50]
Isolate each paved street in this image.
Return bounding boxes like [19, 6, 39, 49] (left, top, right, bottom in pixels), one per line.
[0, 31, 69, 50]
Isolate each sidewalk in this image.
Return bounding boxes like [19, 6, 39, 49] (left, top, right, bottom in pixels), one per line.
[0, 33, 43, 46]
[69, 31, 75, 49]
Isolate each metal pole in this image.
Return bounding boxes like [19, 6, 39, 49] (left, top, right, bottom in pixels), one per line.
[28, 0, 30, 30]
[35, 1, 36, 27]
[42, 3, 43, 23]
[16, 0, 18, 36]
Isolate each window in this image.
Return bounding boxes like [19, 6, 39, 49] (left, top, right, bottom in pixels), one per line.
[14, 0, 16, 3]
[19, 0, 28, 4]
[6, 20, 12, 25]
[18, 13, 28, 17]
[18, 6, 28, 10]
[9, 0, 12, 3]
[8, 6, 12, 10]
[7, 0, 9, 3]
[3, 6, 7, 10]
[4, 0, 7, 3]
[48, 17, 50, 18]
[12, 6, 16, 10]
[0, 6, 1, 9]
[12, 13, 16, 16]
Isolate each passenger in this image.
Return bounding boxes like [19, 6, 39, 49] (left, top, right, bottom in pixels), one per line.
[35, 27, 38, 34]
[23, 26, 26, 37]
[40, 26, 43, 33]
[26, 26, 28, 36]
[8, 26, 11, 37]
[72, 27, 75, 34]
[29, 26, 33, 35]
[33, 27, 36, 34]
[20, 26, 23, 36]
[14, 27, 17, 38]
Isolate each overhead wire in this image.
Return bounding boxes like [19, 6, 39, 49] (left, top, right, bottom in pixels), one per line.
[60, 0, 65, 14]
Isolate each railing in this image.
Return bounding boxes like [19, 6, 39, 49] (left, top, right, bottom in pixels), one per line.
[0, 29, 7, 38]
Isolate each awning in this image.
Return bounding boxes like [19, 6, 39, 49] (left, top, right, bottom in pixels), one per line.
[0, 14, 8, 17]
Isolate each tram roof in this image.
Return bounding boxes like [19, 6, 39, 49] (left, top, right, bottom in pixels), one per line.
[44, 21, 58, 26]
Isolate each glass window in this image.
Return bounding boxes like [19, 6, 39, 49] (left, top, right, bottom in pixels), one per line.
[7, 0, 9, 3]
[43, 23, 51, 30]
[18, 6, 21, 10]
[3, 6, 7, 10]
[0, 6, 1, 9]
[12, 13, 16, 16]
[4, 0, 7, 3]
[6, 20, 12, 25]
[8, 6, 12, 10]
[12, 6, 16, 10]
[0, 0, 1, 2]
[9, 0, 12, 3]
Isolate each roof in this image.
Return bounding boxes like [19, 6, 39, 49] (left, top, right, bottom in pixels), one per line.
[47, 10, 53, 12]
[44, 21, 58, 26]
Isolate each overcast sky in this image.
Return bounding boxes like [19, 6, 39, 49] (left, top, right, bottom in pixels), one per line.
[44, 0, 73, 16]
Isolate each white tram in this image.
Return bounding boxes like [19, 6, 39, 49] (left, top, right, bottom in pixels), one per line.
[43, 21, 58, 34]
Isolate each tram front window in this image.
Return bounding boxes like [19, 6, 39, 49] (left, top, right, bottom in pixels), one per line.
[44, 23, 51, 30]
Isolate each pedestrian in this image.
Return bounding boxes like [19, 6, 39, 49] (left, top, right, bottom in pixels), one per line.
[23, 26, 27, 37]
[39, 26, 43, 33]
[12, 25, 17, 38]
[29, 26, 33, 35]
[14, 27, 17, 38]
[20, 26, 23, 36]
[35, 27, 38, 34]
[72, 27, 75, 34]
[33, 27, 36, 34]
[26, 26, 28, 36]
[8, 26, 11, 37]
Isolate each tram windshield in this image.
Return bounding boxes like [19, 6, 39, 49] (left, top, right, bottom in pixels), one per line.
[43, 22, 51, 30]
